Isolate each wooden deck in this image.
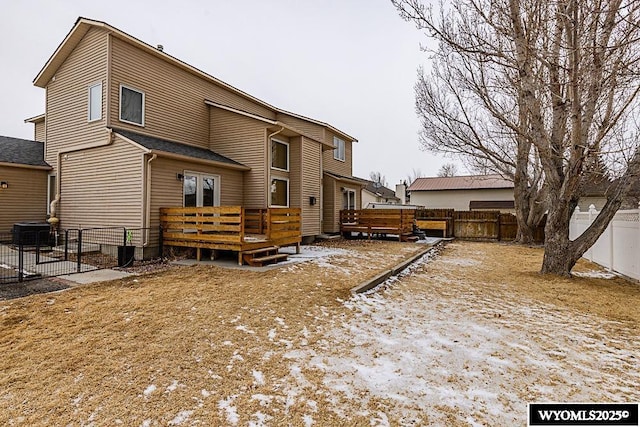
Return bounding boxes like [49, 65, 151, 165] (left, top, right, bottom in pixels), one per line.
[160, 206, 301, 265]
[340, 209, 416, 242]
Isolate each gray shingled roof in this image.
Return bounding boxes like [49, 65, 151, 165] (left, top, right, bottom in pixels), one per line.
[0, 135, 50, 167]
[114, 129, 247, 168]
[356, 177, 400, 201]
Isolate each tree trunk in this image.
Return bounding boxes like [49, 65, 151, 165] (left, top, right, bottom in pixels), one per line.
[540, 221, 577, 276]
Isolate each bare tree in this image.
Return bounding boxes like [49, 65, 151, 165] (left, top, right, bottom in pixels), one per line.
[369, 171, 389, 188]
[406, 168, 424, 185]
[393, 0, 640, 276]
[437, 163, 458, 177]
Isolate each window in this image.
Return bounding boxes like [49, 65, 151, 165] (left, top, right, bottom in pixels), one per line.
[271, 139, 289, 171]
[47, 174, 56, 215]
[334, 136, 345, 161]
[119, 85, 145, 126]
[183, 172, 219, 207]
[88, 82, 102, 122]
[343, 188, 356, 210]
[270, 178, 289, 207]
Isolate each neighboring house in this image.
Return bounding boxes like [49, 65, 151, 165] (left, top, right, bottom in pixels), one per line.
[408, 174, 515, 212]
[0, 136, 51, 233]
[27, 17, 359, 255]
[578, 179, 640, 211]
[355, 178, 401, 207]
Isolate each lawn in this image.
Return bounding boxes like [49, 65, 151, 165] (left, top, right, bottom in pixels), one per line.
[0, 240, 638, 426]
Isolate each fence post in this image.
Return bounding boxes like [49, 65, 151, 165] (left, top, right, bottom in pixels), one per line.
[158, 225, 164, 258]
[77, 229, 83, 273]
[64, 229, 69, 261]
[18, 240, 24, 283]
[608, 214, 615, 272]
[587, 204, 597, 262]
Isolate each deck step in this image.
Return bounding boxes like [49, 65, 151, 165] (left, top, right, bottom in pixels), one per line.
[245, 253, 288, 267]
[242, 246, 279, 255]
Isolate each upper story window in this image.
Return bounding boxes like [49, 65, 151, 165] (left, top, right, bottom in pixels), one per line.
[334, 136, 345, 161]
[88, 82, 102, 122]
[119, 84, 145, 126]
[271, 139, 289, 171]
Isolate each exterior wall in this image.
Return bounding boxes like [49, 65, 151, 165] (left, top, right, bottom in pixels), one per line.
[322, 129, 353, 177]
[109, 36, 276, 149]
[209, 108, 268, 208]
[276, 113, 325, 141]
[58, 136, 143, 230]
[361, 189, 400, 207]
[322, 175, 337, 233]
[0, 166, 48, 233]
[45, 27, 109, 170]
[322, 174, 360, 233]
[409, 188, 514, 211]
[148, 156, 244, 247]
[287, 136, 300, 210]
[34, 121, 46, 142]
[301, 137, 322, 236]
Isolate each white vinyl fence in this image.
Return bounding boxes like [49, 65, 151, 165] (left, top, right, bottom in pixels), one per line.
[570, 204, 640, 280]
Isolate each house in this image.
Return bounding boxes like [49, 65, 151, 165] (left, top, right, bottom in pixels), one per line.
[26, 17, 360, 256]
[355, 178, 401, 207]
[408, 174, 515, 212]
[0, 136, 51, 233]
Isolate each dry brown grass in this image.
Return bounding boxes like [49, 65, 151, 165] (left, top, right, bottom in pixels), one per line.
[0, 239, 638, 425]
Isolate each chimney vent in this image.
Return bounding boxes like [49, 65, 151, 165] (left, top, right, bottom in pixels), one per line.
[157, 44, 164, 52]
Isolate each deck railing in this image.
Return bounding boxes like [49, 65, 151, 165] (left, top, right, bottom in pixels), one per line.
[159, 206, 302, 250]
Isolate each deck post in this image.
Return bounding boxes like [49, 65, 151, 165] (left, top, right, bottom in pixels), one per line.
[238, 251, 243, 266]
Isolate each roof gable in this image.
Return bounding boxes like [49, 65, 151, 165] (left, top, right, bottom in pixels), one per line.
[409, 174, 514, 191]
[0, 136, 50, 168]
[35, 17, 357, 143]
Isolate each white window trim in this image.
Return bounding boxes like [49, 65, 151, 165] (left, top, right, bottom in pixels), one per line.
[88, 82, 102, 122]
[183, 171, 221, 207]
[271, 138, 290, 172]
[270, 177, 290, 208]
[333, 136, 345, 162]
[119, 84, 145, 127]
[344, 188, 356, 210]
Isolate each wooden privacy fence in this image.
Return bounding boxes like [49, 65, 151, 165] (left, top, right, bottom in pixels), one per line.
[159, 206, 301, 264]
[340, 209, 415, 241]
[414, 209, 545, 242]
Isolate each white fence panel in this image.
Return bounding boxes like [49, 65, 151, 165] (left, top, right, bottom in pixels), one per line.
[570, 205, 640, 280]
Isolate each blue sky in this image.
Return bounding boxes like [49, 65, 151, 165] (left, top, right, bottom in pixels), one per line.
[0, 0, 456, 185]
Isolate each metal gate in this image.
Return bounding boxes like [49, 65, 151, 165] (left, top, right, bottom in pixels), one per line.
[0, 227, 140, 284]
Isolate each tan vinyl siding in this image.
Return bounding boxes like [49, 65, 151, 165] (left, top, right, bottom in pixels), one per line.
[0, 167, 48, 233]
[110, 36, 276, 148]
[58, 136, 143, 230]
[276, 113, 325, 142]
[209, 108, 267, 208]
[34, 121, 46, 142]
[148, 156, 244, 247]
[322, 130, 352, 177]
[301, 137, 321, 236]
[45, 27, 109, 170]
[322, 175, 337, 233]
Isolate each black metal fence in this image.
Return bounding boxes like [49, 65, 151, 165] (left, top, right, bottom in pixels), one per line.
[0, 227, 151, 284]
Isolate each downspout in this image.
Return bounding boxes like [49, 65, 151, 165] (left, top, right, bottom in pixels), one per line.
[142, 153, 157, 247]
[48, 128, 116, 228]
[266, 126, 285, 207]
